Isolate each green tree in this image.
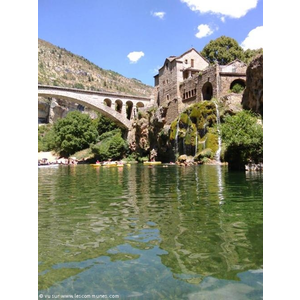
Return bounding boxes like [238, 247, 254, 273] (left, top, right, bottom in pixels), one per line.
[91, 129, 127, 161]
[244, 48, 263, 64]
[38, 124, 56, 152]
[221, 110, 263, 170]
[53, 111, 98, 156]
[201, 36, 245, 65]
[94, 113, 118, 136]
[231, 83, 245, 93]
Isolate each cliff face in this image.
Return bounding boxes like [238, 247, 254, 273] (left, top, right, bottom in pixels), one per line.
[242, 54, 263, 116]
[127, 106, 167, 160]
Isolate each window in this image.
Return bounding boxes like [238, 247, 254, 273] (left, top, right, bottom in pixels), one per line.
[191, 59, 194, 68]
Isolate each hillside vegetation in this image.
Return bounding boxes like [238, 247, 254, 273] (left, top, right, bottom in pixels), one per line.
[38, 39, 154, 97]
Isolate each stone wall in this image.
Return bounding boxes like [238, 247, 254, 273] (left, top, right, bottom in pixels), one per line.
[220, 60, 247, 73]
[179, 75, 200, 110]
[165, 98, 179, 125]
[177, 50, 209, 81]
[219, 74, 246, 97]
[158, 59, 178, 107]
[198, 66, 218, 100]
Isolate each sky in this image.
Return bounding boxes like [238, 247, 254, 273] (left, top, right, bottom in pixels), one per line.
[38, 0, 263, 86]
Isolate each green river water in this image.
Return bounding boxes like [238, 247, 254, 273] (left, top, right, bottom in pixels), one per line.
[38, 164, 263, 299]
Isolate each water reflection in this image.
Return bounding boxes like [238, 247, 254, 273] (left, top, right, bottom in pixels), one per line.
[39, 164, 263, 298]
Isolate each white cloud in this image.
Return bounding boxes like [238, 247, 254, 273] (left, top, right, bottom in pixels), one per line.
[195, 24, 214, 39]
[153, 66, 160, 74]
[152, 11, 166, 19]
[127, 51, 145, 63]
[241, 26, 263, 50]
[181, 0, 258, 18]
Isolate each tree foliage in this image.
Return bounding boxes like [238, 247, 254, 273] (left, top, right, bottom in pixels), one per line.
[91, 129, 128, 161]
[201, 36, 245, 65]
[244, 48, 263, 64]
[94, 113, 118, 136]
[221, 110, 263, 170]
[53, 111, 98, 156]
[38, 111, 127, 159]
[38, 124, 56, 152]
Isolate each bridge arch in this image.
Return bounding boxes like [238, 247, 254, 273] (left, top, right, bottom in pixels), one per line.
[126, 101, 133, 120]
[136, 102, 145, 108]
[104, 98, 112, 107]
[115, 100, 123, 114]
[38, 88, 131, 129]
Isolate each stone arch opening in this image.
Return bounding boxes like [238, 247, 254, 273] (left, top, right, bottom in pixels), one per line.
[136, 102, 145, 109]
[126, 101, 133, 120]
[136, 102, 144, 108]
[115, 100, 123, 113]
[104, 98, 112, 107]
[202, 82, 213, 100]
[230, 79, 246, 93]
[135, 102, 145, 117]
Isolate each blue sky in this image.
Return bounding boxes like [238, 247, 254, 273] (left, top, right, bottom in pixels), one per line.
[38, 0, 263, 86]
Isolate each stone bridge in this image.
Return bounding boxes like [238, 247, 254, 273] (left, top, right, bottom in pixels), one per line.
[38, 85, 153, 129]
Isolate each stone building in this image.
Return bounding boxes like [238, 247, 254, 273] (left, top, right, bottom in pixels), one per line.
[154, 48, 247, 124]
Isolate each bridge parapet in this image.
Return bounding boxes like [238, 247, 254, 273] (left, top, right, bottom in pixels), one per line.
[38, 85, 152, 102]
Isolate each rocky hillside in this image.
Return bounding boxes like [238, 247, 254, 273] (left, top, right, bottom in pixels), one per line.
[38, 39, 154, 97]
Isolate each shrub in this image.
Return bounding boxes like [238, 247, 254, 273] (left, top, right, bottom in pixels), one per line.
[91, 129, 127, 161]
[231, 83, 245, 93]
[74, 83, 85, 90]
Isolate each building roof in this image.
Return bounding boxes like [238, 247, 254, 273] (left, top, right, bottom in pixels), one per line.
[222, 59, 247, 67]
[176, 48, 208, 63]
[155, 48, 209, 75]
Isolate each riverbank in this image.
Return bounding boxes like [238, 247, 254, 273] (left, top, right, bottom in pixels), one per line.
[38, 151, 59, 163]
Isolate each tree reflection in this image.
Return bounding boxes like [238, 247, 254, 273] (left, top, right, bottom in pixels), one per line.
[39, 165, 263, 291]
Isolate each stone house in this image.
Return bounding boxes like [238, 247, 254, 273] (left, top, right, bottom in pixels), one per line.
[154, 48, 209, 106]
[154, 49, 247, 124]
